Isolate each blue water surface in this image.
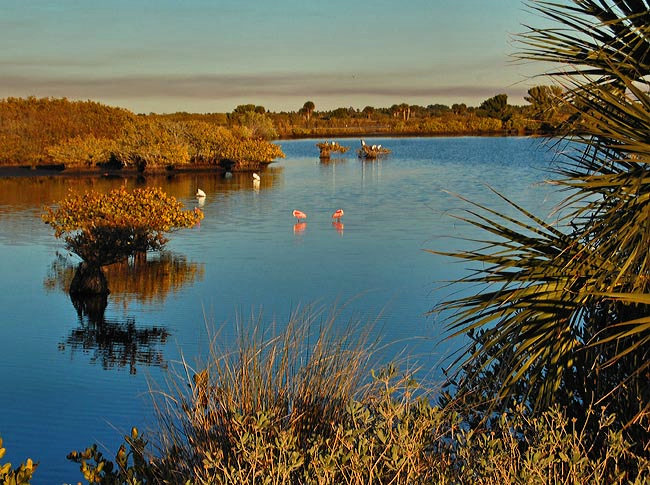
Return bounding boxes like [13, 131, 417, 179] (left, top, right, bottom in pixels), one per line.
[0, 137, 562, 484]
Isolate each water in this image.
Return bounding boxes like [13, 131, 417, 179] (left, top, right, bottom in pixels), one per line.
[0, 136, 561, 483]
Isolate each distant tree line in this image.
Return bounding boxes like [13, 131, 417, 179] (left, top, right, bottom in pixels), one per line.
[269, 86, 569, 138]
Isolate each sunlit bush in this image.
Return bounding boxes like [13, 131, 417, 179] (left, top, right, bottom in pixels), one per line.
[180, 120, 285, 168]
[42, 187, 203, 295]
[235, 111, 278, 140]
[112, 120, 191, 170]
[43, 187, 202, 267]
[46, 135, 116, 168]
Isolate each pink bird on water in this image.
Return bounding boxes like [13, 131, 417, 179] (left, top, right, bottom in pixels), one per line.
[292, 209, 307, 222]
[331, 208, 344, 221]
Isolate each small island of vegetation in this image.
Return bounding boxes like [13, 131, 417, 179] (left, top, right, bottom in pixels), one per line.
[42, 187, 203, 296]
[316, 140, 349, 159]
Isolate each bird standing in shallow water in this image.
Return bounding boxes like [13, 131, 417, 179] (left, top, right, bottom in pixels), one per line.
[331, 208, 344, 221]
[196, 188, 206, 198]
[253, 173, 261, 181]
[292, 209, 307, 222]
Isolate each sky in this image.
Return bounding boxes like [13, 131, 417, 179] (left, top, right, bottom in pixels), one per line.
[0, 0, 549, 114]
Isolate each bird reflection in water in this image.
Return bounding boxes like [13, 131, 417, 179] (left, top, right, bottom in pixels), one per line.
[293, 222, 307, 234]
[332, 221, 344, 235]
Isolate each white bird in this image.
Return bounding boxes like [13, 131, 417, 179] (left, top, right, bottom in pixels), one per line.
[196, 188, 206, 198]
[253, 172, 261, 181]
[371, 145, 377, 150]
[377, 144, 382, 149]
[361, 139, 366, 146]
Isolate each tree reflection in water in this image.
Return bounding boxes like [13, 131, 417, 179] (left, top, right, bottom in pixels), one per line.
[45, 251, 205, 373]
[64, 294, 169, 374]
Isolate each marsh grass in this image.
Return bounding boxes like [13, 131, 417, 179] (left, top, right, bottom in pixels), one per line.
[144, 307, 456, 484]
[151, 307, 376, 479]
[64, 306, 649, 484]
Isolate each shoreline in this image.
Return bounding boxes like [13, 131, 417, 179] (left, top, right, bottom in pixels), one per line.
[0, 133, 550, 179]
[0, 165, 252, 179]
[277, 130, 549, 140]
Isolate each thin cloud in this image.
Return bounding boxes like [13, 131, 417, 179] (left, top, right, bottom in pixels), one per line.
[0, 71, 526, 102]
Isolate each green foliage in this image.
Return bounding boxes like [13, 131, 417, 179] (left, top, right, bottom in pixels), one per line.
[180, 121, 284, 169]
[0, 437, 37, 485]
[71, 404, 650, 484]
[235, 111, 278, 140]
[479, 93, 508, 119]
[66, 428, 170, 485]
[524, 85, 564, 122]
[434, 0, 650, 456]
[361, 106, 375, 118]
[451, 404, 650, 484]
[189, 366, 456, 485]
[300, 101, 315, 122]
[0, 95, 563, 166]
[42, 187, 203, 267]
[67, 341, 650, 483]
[232, 104, 265, 116]
[420, 114, 502, 133]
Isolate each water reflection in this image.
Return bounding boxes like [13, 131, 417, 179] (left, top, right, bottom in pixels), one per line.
[44, 252, 205, 372]
[0, 169, 283, 212]
[45, 252, 205, 306]
[319, 157, 349, 164]
[63, 294, 169, 374]
[293, 222, 307, 234]
[332, 221, 344, 235]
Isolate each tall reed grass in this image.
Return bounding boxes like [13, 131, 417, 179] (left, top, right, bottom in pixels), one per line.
[64, 307, 649, 484]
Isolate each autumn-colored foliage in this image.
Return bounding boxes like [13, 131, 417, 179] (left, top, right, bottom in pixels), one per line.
[112, 119, 191, 171]
[0, 436, 37, 485]
[0, 97, 286, 171]
[42, 187, 203, 267]
[46, 135, 116, 168]
[0, 96, 134, 166]
[180, 121, 285, 168]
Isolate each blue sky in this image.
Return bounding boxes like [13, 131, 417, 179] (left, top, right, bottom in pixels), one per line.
[0, 0, 547, 113]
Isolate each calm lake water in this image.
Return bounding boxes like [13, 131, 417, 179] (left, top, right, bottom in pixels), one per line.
[0, 137, 561, 483]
